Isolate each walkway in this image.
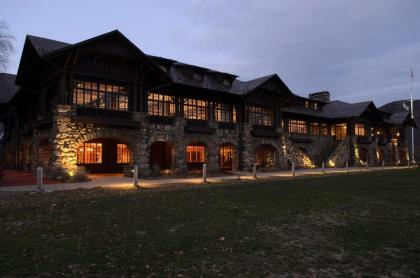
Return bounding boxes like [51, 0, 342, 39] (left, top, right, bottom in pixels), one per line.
[0, 166, 415, 192]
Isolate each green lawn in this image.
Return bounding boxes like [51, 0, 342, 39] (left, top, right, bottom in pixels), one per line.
[1, 169, 420, 276]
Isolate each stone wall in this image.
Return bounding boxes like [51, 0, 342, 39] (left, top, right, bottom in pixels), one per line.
[10, 104, 413, 178]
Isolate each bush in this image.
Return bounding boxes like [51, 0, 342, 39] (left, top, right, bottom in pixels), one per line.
[67, 167, 90, 183]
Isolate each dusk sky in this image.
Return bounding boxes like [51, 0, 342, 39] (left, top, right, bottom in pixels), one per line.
[1, 0, 419, 105]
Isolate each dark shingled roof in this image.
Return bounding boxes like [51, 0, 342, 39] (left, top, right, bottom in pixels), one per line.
[27, 35, 71, 56]
[0, 73, 18, 103]
[281, 100, 375, 119]
[384, 111, 411, 125]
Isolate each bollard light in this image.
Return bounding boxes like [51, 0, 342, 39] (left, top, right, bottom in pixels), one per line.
[36, 167, 44, 192]
[292, 162, 295, 177]
[253, 163, 257, 179]
[345, 161, 349, 172]
[382, 160, 385, 170]
[322, 162, 325, 174]
[133, 164, 139, 188]
[366, 161, 369, 171]
[202, 163, 207, 182]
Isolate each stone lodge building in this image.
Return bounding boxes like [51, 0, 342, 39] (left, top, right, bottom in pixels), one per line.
[0, 30, 416, 178]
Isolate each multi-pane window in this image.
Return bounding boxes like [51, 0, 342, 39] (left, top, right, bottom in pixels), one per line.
[311, 122, 319, 135]
[73, 79, 129, 111]
[148, 93, 176, 117]
[77, 143, 102, 164]
[332, 123, 347, 140]
[354, 123, 365, 136]
[214, 103, 237, 123]
[183, 99, 208, 120]
[186, 145, 205, 163]
[117, 144, 130, 164]
[247, 106, 274, 126]
[288, 120, 308, 134]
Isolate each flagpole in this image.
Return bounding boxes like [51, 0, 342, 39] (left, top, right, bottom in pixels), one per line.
[411, 68, 415, 164]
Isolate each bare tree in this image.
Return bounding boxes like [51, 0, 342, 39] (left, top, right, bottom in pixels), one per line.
[0, 20, 14, 72]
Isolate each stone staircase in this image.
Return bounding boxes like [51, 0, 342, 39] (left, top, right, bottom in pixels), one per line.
[314, 140, 341, 167]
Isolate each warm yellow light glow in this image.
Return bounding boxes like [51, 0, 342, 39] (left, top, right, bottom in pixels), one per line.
[328, 160, 336, 167]
[69, 170, 75, 177]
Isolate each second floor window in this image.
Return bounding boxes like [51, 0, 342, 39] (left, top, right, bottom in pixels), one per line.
[354, 123, 365, 136]
[247, 106, 274, 126]
[332, 123, 347, 140]
[148, 93, 176, 117]
[288, 120, 307, 134]
[73, 79, 129, 111]
[214, 103, 237, 123]
[184, 98, 208, 120]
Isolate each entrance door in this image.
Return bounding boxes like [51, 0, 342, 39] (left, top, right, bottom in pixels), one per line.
[150, 141, 172, 171]
[219, 144, 234, 170]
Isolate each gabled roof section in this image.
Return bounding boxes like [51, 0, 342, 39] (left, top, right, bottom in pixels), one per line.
[0, 73, 18, 103]
[27, 35, 70, 56]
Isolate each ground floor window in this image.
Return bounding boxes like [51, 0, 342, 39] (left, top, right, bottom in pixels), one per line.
[77, 143, 102, 164]
[187, 145, 205, 163]
[117, 144, 130, 164]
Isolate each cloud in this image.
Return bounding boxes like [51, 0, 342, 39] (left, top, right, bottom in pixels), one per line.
[3, 0, 420, 105]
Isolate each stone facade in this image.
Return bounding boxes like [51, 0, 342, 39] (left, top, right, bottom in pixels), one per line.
[11, 104, 411, 179]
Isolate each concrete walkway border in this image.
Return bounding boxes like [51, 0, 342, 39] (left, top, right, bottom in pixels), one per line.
[0, 166, 416, 193]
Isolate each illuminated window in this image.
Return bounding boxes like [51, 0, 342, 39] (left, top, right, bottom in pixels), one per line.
[314, 102, 318, 110]
[255, 145, 276, 168]
[288, 120, 307, 134]
[73, 79, 129, 111]
[148, 93, 176, 117]
[311, 122, 319, 135]
[214, 103, 236, 123]
[354, 123, 365, 136]
[304, 101, 309, 108]
[332, 123, 347, 140]
[117, 144, 130, 164]
[186, 145, 205, 163]
[183, 99, 208, 120]
[320, 124, 329, 136]
[77, 143, 102, 164]
[247, 106, 274, 126]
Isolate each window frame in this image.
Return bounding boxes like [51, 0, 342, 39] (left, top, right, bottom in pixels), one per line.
[183, 98, 209, 121]
[247, 105, 274, 127]
[288, 120, 308, 134]
[72, 79, 130, 111]
[77, 142, 103, 164]
[213, 103, 237, 123]
[147, 93, 176, 117]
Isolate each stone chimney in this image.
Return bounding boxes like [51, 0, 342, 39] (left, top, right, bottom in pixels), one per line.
[309, 91, 330, 103]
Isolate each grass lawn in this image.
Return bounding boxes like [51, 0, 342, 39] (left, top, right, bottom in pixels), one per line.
[1, 168, 420, 276]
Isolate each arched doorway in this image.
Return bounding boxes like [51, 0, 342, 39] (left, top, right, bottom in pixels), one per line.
[359, 147, 369, 164]
[186, 142, 206, 170]
[219, 143, 235, 171]
[150, 141, 172, 173]
[255, 144, 276, 168]
[77, 138, 130, 173]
